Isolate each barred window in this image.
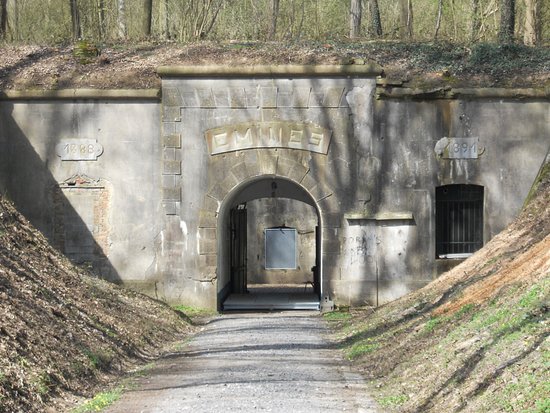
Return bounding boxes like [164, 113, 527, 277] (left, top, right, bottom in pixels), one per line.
[436, 184, 484, 258]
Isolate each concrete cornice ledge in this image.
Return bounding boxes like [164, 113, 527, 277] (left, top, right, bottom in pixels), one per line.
[0, 89, 161, 101]
[448, 87, 550, 99]
[157, 64, 383, 78]
[377, 86, 550, 100]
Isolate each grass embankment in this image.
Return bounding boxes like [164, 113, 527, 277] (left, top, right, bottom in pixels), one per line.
[0, 197, 195, 412]
[328, 156, 550, 413]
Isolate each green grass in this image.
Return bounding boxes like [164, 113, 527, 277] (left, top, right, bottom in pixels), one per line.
[491, 370, 550, 413]
[535, 398, 550, 413]
[346, 340, 380, 360]
[378, 394, 409, 407]
[173, 305, 217, 318]
[469, 282, 547, 338]
[71, 387, 123, 413]
[424, 315, 446, 332]
[454, 303, 476, 318]
[71, 361, 156, 412]
[323, 311, 352, 321]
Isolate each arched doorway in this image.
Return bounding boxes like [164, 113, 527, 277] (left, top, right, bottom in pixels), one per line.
[217, 176, 322, 310]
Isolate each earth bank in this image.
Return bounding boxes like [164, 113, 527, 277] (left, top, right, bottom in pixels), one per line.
[0, 196, 195, 413]
[327, 156, 550, 412]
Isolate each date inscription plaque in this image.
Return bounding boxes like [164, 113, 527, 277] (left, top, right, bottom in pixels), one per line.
[56, 139, 104, 161]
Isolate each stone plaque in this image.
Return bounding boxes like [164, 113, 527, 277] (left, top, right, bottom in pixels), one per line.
[205, 121, 332, 155]
[56, 139, 104, 161]
[435, 137, 479, 159]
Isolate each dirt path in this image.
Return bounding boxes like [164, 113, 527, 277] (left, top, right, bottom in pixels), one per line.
[104, 312, 377, 413]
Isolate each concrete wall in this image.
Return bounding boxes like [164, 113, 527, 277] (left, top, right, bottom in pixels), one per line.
[328, 97, 550, 305]
[0, 96, 162, 293]
[0, 71, 548, 309]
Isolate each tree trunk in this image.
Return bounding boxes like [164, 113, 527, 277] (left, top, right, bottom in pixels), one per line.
[117, 0, 126, 39]
[97, 0, 105, 40]
[498, 0, 515, 43]
[160, 0, 169, 39]
[69, 0, 81, 40]
[268, 0, 279, 40]
[142, 0, 153, 37]
[350, 0, 362, 38]
[0, 0, 7, 39]
[399, 0, 413, 38]
[523, 0, 541, 45]
[470, 0, 480, 41]
[369, 0, 382, 37]
[12, 0, 17, 41]
[434, 0, 443, 39]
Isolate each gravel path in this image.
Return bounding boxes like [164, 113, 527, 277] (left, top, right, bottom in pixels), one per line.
[104, 312, 378, 413]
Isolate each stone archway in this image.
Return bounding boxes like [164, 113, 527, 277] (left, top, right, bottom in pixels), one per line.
[214, 175, 323, 310]
[158, 66, 378, 310]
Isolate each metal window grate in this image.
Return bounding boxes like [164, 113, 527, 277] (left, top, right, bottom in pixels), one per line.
[436, 184, 484, 258]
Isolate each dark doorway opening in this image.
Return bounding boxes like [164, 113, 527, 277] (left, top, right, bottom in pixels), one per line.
[219, 178, 321, 311]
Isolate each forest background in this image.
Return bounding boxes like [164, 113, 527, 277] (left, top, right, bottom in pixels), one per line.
[0, 0, 547, 47]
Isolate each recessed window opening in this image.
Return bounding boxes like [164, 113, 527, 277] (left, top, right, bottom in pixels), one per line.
[436, 184, 484, 259]
[265, 227, 297, 270]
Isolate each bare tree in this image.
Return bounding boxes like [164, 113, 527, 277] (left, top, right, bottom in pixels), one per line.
[178, 0, 224, 41]
[368, 0, 383, 37]
[160, 0, 170, 39]
[0, 0, 7, 39]
[350, 0, 362, 38]
[498, 0, 515, 43]
[69, 0, 81, 39]
[12, 0, 18, 41]
[470, 0, 481, 41]
[142, 0, 153, 37]
[399, 0, 413, 38]
[523, 0, 541, 45]
[434, 0, 443, 39]
[117, 0, 126, 39]
[97, 0, 106, 40]
[269, 0, 279, 40]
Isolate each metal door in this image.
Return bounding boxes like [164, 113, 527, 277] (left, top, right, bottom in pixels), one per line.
[230, 206, 247, 294]
[313, 225, 321, 295]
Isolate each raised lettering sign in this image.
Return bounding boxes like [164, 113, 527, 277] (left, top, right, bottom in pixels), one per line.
[447, 138, 478, 159]
[441, 137, 479, 159]
[56, 139, 104, 161]
[205, 121, 332, 155]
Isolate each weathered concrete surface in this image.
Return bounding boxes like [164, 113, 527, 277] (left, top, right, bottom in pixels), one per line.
[0, 71, 549, 310]
[0, 99, 161, 284]
[104, 312, 377, 413]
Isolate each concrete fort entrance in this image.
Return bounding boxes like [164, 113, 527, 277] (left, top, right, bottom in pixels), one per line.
[1, 65, 548, 311]
[155, 65, 549, 311]
[219, 177, 322, 310]
[157, 65, 379, 311]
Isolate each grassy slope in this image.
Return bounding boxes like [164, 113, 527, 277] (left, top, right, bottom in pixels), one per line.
[0, 197, 194, 412]
[329, 158, 550, 413]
